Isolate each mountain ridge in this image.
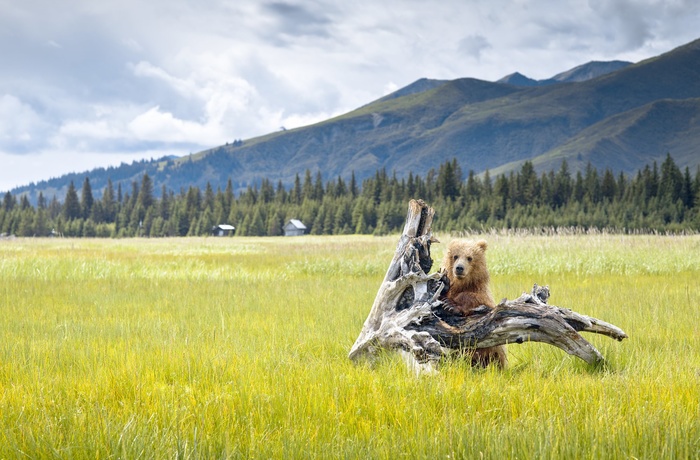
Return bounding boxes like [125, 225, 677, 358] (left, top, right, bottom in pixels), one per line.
[497, 60, 632, 86]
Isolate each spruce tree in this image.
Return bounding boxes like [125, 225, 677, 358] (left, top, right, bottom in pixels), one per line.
[266, 210, 282, 236]
[552, 161, 571, 208]
[465, 170, 480, 200]
[33, 207, 48, 236]
[80, 177, 94, 219]
[572, 171, 585, 202]
[275, 180, 287, 204]
[259, 179, 274, 204]
[159, 185, 170, 220]
[102, 179, 116, 223]
[37, 192, 46, 209]
[20, 195, 31, 210]
[583, 163, 601, 203]
[601, 169, 617, 201]
[335, 176, 347, 198]
[18, 208, 35, 236]
[692, 166, 700, 210]
[292, 174, 302, 205]
[681, 167, 694, 208]
[224, 179, 235, 212]
[518, 161, 538, 205]
[184, 186, 202, 224]
[48, 195, 62, 219]
[302, 170, 314, 201]
[248, 207, 265, 236]
[349, 171, 358, 198]
[63, 181, 81, 220]
[2, 192, 14, 211]
[313, 171, 324, 200]
[137, 174, 154, 211]
[659, 153, 683, 202]
[203, 182, 215, 210]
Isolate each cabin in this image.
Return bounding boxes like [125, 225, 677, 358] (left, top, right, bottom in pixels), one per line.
[212, 224, 235, 236]
[284, 219, 306, 237]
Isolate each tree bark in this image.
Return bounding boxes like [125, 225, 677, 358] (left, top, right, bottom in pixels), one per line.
[348, 199, 627, 371]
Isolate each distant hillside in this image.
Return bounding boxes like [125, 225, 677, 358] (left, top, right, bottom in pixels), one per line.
[376, 78, 449, 102]
[491, 98, 700, 176]
[497, 72, 543, 87]
[497, 60, 631, 86]
[549, 60, 631, 83]
[10, 38, 700, 203]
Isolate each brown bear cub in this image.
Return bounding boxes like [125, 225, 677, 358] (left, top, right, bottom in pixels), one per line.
[440, 239, 507, 368]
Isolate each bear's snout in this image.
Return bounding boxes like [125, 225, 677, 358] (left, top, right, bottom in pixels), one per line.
[454, 264, 465, 276]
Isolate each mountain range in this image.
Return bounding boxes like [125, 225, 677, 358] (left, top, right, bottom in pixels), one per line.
[497, 60, 631, 86]
[11, 37, 700, 201]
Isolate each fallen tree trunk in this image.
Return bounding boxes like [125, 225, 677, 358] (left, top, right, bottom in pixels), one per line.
[348, 199, 627, 371]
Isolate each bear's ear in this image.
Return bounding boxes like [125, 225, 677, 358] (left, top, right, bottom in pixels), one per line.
[476, 239, 488, 251]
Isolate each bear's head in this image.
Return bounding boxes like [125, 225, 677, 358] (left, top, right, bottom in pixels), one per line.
[442, 239, 490, 291]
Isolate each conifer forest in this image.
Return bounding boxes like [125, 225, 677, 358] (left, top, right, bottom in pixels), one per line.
[2, 154, 699, 237]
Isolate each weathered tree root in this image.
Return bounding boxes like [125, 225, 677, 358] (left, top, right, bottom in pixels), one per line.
[349, 199, 628, 371]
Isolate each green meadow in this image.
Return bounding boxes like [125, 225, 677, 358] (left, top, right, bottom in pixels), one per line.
[0, 234, 698, 458]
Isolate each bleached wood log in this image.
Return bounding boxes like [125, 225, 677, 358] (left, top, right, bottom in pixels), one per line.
[348, 199, 628, 370]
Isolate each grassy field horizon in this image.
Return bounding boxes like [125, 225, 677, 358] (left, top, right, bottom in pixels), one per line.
[1, 234, 698, 458]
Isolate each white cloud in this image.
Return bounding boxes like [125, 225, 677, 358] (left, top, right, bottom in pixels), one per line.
[383, 82, 399, 96]
[50, 104, 155, 152]
[59, 120, 120, 140]
[279, 110, 340, 131]
[130, 61, 197, 97]
[128, 106, 222, 144]
[0, 94, 49, 152]
[458, 35, 491, 60]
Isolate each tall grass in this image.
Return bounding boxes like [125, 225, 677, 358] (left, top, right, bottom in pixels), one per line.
[0, 235, 698, 458]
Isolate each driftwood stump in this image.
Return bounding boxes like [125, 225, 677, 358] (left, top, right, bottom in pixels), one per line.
[349, 199, 627, 372]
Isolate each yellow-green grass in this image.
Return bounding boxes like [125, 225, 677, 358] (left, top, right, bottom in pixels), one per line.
[0, 235, 698, 458]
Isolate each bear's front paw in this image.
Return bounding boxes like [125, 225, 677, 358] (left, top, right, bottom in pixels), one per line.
[441, 301, 462, 316]
[438, 270, 450, 296]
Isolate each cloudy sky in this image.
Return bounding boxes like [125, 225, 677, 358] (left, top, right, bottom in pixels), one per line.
[1, 0, 699, 192]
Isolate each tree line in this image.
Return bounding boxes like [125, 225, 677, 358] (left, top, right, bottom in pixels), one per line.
[1, 154, 700, 238]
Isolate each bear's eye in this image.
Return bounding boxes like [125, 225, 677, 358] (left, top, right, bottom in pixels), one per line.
[453, 255, 459, 261]
[467, 256, 473, 262]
